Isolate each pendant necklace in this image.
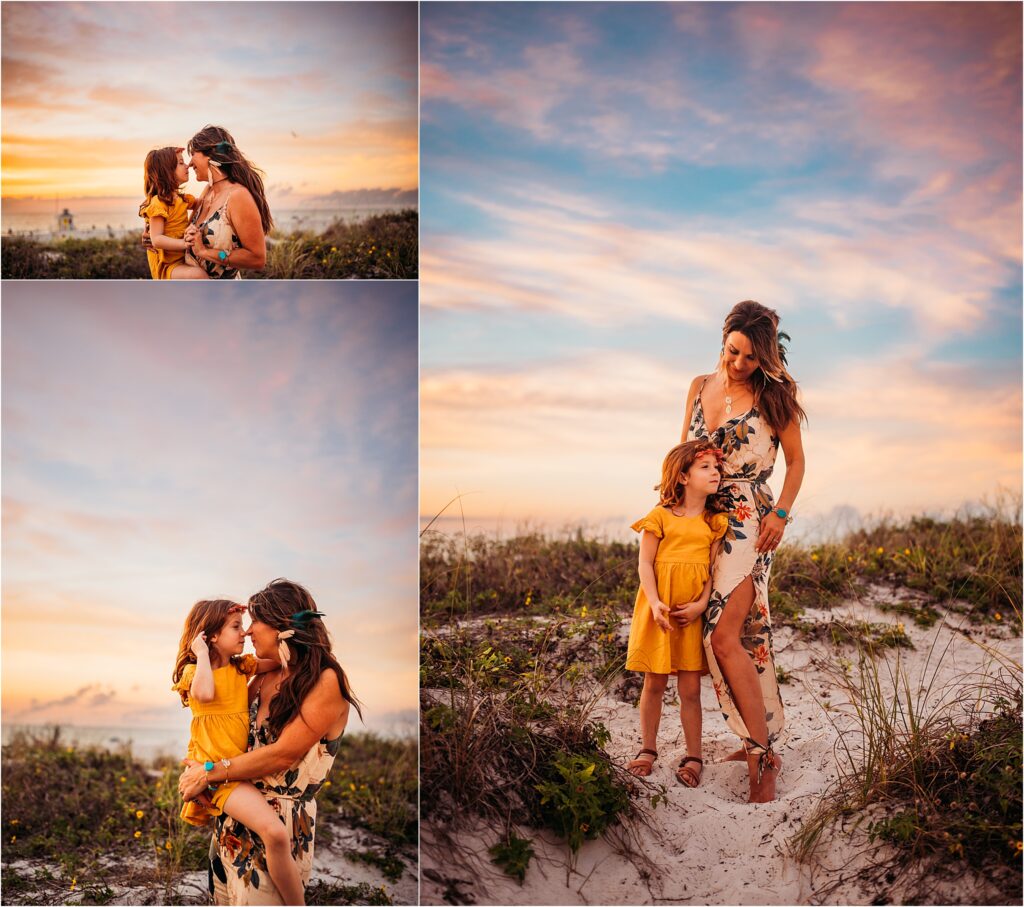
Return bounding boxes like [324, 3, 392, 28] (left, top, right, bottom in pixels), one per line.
[724, 374, 733, 416]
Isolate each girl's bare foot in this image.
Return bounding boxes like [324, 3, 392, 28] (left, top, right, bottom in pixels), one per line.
[723, 748, 746, 762]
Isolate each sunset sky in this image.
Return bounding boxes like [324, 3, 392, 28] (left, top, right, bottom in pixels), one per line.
[2, 283, 417, 736]
[1, 1, 417, 207]
[420, 2, 1022, 538]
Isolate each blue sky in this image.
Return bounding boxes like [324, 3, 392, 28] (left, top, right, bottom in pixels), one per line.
[2, 282, 418, 735]
[420, 2, 1022, 535]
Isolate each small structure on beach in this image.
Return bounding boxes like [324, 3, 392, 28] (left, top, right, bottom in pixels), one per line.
[56, 208, 75, 233]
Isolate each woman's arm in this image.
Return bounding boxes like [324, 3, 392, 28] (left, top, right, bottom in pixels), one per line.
[147, 216, 187, 252]
[189, 634, 215, 703]
[638, 531, 670, 631]
[180, 670, 347, 798]
[680, 374, 706, 442]
[190, 187, 266, 271]
[755, 418, 806, 552]
[253, 657, 280, 675]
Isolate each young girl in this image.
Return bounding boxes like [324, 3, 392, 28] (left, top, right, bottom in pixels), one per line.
[139, 147, 207, 280]
[625, 440, 730, 787]
[171, 599, 307, 905]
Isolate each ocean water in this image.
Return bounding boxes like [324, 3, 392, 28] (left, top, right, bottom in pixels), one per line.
[1, 205, 410, 237]
[3, 710, 416, 764]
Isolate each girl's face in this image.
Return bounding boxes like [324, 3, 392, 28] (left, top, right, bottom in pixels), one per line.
[174, 152, 189, 186]
[190, 150, 209, 181]
[681, 453, 721, 498]
[722, 331, 758, 384]
[245, 617, 278, 660]
[209, 613, 246, 659]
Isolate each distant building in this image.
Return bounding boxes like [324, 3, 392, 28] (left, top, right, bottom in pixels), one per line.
[57, 208, 75, 233]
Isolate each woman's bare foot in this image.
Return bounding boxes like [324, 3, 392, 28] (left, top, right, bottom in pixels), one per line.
[747, 753, 783, 803]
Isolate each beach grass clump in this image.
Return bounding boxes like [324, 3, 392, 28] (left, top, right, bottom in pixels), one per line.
[790, 638, 1022, 901]
[316, 732, 417, 847]
[306, 879, 393, 905]
[258, 210, 417, 279]
[1, 727, 210, 899]
[1, 235, 150, 279]
[420, 530, 637, 621]
[421, 605, 659, 878]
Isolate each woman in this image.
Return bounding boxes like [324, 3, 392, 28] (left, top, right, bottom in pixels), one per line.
[182, 125, 272, 278]
[676, 300, 806, 803]
[179, 579, 361, 905]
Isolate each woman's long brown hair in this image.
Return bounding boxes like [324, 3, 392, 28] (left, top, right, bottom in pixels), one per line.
[139, 146, 184, 214]
[656, 439, 731, 529]
[187, 125, 274, 233]
[248, 579, 362, 740]
[172, 599, 247, 706]
[722, 300, 807, 433]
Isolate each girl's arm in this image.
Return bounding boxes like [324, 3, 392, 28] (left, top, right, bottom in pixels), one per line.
[639, 530, 670, 631]
[189, 634, 215, 703]
[680, 374, 706, 442]
[180, 670, 347, 797]
[148, 216, 188, 252]
[755, 418, 806, 552]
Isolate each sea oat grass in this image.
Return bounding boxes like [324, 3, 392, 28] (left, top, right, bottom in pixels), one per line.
[789, 636, 1022, 901]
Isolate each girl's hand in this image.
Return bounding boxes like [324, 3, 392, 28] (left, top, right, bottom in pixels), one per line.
[649, 601, 671, 632]
[190, 632, 208, 658]
[755, 511, 787, 553]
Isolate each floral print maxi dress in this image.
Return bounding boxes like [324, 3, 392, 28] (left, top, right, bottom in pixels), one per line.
[209, 694, 342, 905]
[687, 378, 785, 766]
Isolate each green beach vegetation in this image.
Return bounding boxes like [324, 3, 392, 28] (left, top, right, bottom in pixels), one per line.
[1, 728, 416, 906]
[0, 210, 417, 280]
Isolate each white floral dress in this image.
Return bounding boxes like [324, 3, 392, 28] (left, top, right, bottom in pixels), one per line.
[209, 691, 342, 905]
[687, 377, 785, 769]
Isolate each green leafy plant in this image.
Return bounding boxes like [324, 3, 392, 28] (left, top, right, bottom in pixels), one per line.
[488, 833, 535, 884]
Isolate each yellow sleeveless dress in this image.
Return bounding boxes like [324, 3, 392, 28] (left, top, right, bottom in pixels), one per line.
[172, 655, 258, 826]
[140, 193, 196, 279]
[626, 506, 728, 674]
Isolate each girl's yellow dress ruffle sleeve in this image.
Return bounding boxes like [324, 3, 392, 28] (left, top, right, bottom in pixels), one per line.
[173, 655, 259, 827]
[626, 506, 725, 675]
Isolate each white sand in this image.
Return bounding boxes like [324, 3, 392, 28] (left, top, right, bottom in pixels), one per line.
[422, 590, 1020, 906]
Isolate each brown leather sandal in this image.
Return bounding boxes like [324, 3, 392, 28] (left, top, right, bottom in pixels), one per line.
[626, 748, 658, 777]
[675, 755, 703, 787]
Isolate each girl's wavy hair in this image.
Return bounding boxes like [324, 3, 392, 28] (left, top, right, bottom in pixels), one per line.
[172, 599, 248, 707]
[722, 300, 807, 433]
[139, 146, 185, 214]
[187, 125, 274, 233]
[656, 439, 731, 529]
[247, 579, 362, 740]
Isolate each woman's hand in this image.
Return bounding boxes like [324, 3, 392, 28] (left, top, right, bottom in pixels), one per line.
[670, 600, 706, 627]
[649, 600, 671, 632]
[179, 758, 210, 801]
[183, 224, 198, 248]
[755, 512, 787, 553]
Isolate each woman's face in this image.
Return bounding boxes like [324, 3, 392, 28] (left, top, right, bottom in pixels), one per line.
[722, 331, 759, 384]
[174, 152, 189, 186]
[245, 617, 278, 660]
[190, 150, 209, 181]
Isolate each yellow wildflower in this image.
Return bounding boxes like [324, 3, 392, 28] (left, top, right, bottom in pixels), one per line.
[120, 776, 127, 783]
[66, 746, 74, 753]
[165, 840, 173, 850]
[876, 547, 884, 555]
[134, 830, 142, 839]
[1014, 841, 1023, 854]
[503, 656, 512, 664]
[994, 613, 1003, 621]
[10, 819, 19, 826]
[70, 878, 76, 891]
[350, 782, 356, 791]
[847, 555, 853, 562]
[10, 835, 16, 843]
[903, 548, 910, 555]
[323, 780, 332, 787]
[811, 553, 819, 562]
[135, 810, 144, 819]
